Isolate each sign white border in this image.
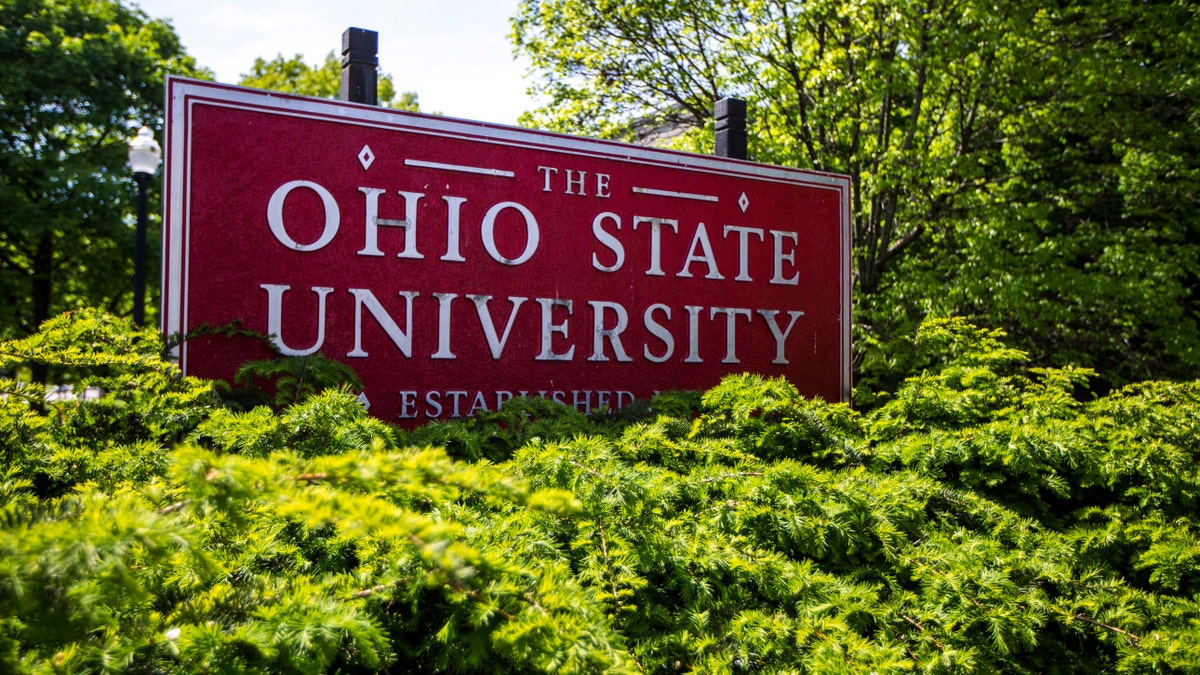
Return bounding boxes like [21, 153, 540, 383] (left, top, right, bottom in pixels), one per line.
[163, 77, 853, 401]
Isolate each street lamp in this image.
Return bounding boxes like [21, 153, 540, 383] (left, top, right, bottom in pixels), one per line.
[127, 126, 161, 327]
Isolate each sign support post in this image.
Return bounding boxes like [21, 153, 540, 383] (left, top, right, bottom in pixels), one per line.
[714, 97, 747, 160]
[340, 27, 378, 105]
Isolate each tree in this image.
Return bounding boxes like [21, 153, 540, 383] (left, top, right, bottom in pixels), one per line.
[511, 0, 1200, 388]
[513, 0, 1029, 292]
[0, 0, 204, 348]
[239, 51, 423, 112]
[892, 0, 1200, 388]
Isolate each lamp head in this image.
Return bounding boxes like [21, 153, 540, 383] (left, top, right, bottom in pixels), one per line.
[128, 126, 161, 176]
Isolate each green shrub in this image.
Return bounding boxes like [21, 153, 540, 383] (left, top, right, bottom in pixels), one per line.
[4, 310, 1200, 673]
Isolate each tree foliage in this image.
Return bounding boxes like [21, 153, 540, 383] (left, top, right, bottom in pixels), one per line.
[0, 0, 205, 343]
[239, 51, 423, 112]
[511, 0, 1200, 389]
[4, 310, 1200, 672]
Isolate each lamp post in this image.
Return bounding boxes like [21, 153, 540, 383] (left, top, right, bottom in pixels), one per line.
[127, 126, 161, 327]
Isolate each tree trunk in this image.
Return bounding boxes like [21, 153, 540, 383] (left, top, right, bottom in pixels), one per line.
[29, 230, 53, 383]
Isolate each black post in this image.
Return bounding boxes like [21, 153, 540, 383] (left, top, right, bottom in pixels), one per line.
[132, 172, 150, 327]
[714, 97, 747, 160]
[341, 27, 379, 105]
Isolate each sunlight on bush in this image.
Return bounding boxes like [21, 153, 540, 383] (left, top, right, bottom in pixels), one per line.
[3, 310, 1200, 672]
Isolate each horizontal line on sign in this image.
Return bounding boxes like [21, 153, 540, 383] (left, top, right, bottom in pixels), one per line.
[631, 186, 719, 202]
[404, 159, 515, 178]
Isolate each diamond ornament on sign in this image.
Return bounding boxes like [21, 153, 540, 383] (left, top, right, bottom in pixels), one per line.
[738, 192, 750, 212]
[357, 145, 375, 170]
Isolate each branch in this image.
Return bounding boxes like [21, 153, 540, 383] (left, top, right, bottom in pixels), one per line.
[899, 612, 946, 652]
[701, 472, 764, 483]
[352, 584, 391, 599]
[595, 518, 623, 607]
[156, 500, 190, 515]
[1064, 611, 1141, 645]
[868, 222, 926, 290]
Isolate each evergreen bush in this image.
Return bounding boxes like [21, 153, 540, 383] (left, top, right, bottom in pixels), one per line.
[3, 311, 1200, 672]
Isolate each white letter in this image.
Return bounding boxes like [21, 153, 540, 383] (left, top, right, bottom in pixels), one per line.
[565, 169, 587, 195]
[469, 391, 489, 415]
[267, 181, 339, 251]
[347, 289, 419, 358]
[632, 216, 679, 276]
[572, 390, 592, 413]
[537, 166, 558, 192]
[710, 307, 753, 363]
[441, 196, 467, 262]
[770, 230, 800, 285]
[481, 202, 539, 265]
[678, 223, 724, 279]
[358, 188, 425, 259]
[261, 284, 332, 356]
[642, 303, 674, 363]
[536, 298, 574, 361]
[432, 292, 457, 359]
[588, 300, 632, 362]
[399, 391, 418, 419]
[468, 295, 528, 359]
[424, 391, 443, 417]
[723, 225, 764, 281]
[684, 305, 703, 363]
[448, 391, 468, 417]
[591, 212, 624, 272]
[596, 173, 611, 198]
[758, 309, 805, 364]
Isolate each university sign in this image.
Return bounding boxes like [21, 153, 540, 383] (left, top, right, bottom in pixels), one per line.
[163, 78, 851, 422]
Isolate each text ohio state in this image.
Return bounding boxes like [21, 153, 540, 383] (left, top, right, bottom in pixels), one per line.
[260, 173, 809, 376]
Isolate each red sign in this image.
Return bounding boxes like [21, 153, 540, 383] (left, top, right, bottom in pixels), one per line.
[164, 78, 850, 423]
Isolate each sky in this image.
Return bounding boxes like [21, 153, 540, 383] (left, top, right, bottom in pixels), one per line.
[133, 0, 537, 125]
